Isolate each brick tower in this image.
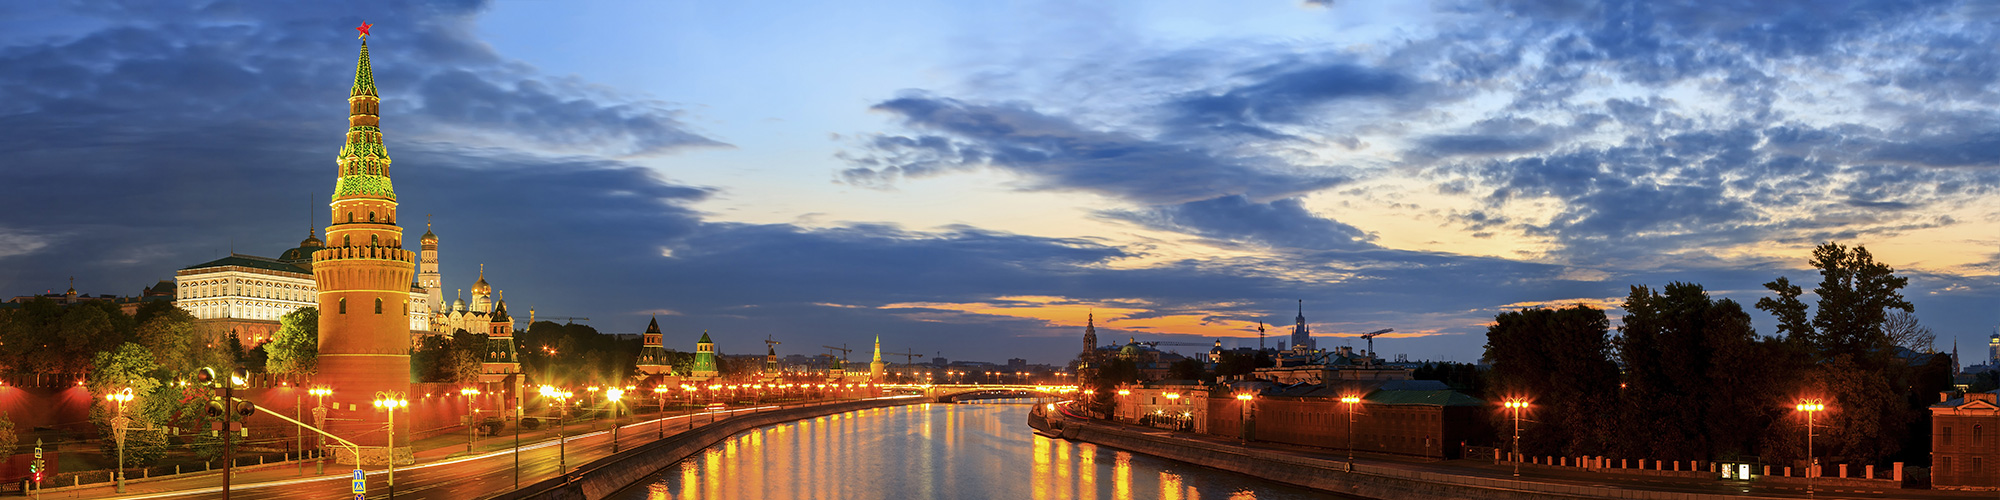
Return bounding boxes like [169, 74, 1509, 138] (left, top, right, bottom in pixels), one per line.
[314, 30, 415, 464]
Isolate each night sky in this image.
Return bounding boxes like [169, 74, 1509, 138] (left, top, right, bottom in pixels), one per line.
[6, 0, 2000, 365]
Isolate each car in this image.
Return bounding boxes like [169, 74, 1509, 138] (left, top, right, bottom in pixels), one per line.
[705, 402, 727, 411]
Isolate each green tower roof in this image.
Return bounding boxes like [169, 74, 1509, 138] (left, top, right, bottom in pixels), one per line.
[698, 331, 712, 344]
[334, 38, 394, 201]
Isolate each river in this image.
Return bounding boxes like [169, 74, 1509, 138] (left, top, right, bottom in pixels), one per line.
[609, 400, 1353, 500]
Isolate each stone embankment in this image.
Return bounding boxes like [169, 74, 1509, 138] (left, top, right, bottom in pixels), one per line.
[1033, 408, 1867, 500]
[497, 396, 922, 500]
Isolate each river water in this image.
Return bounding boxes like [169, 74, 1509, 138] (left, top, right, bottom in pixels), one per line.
[610, 400, 1351, 500]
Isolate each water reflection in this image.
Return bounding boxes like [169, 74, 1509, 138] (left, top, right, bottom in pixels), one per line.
[611, 400, 1350, 500]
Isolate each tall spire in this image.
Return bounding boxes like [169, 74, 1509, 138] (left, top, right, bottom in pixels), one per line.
[333, 29, 394, 200]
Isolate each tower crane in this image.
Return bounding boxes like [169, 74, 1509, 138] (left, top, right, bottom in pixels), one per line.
[1358, 328, 1393, 358]
[822, 345, 852, 362]
[888, 348, 925, 365]
[765, 336, 782, 350]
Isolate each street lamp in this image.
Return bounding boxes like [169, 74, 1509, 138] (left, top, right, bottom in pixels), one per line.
[1115, 389, 1130, 422]
[539, 385, 573, 479]
[1503, 399, 1529, 477]
[371, 391, 409, 499]
[1163, 393, 1182, 431]
[460, 387, 481, 454]
[1340, 395, 1362, 471]
[652, 386, 669, 438]
[1796, 400, 1826, 497]
[607, 388, 625, 453]
[1235, 393, 1253, 443]
[309, 387, 331, 475]
[108, 388, 134, 493]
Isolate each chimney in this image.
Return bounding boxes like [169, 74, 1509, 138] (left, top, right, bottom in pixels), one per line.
[1943, 391, 1954, 403]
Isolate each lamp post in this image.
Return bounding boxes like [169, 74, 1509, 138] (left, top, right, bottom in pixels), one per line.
[539, 385, 573, 479]
[1164, 392, 1181, 430]
[1340, 396, 1362, 471]
[1115, 389, 1130, 422]
[460, 387, 481, 454]
[1235, 393, 1253, 443]
[1796, 400, 1825, 498]
[1503, 399, 1528, 477]
[607, 388, 625, 453]
[309, 387, 331, 475]
[653, 386, 668, 438]
[108, 388, 134, 493]
[371, 391, 409, 499]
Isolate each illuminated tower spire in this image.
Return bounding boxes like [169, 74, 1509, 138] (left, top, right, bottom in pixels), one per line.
[315, 22, 415, 460]
[869, 335, 886, 381]
[1083, 312, 1097, 357]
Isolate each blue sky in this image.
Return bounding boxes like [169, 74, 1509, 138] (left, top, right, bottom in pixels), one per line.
[5, 0, 2000, 365]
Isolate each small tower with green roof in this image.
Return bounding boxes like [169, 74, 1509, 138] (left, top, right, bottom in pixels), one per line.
[690, 330, 719, 380]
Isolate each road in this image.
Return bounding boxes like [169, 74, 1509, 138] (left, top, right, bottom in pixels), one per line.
[70, 405, 788, 500]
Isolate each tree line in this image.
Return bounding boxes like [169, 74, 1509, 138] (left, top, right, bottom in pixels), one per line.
[1484, 243, 1952, 467]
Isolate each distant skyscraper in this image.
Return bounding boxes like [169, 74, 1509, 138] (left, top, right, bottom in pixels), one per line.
[1291, 300, 1313, 351]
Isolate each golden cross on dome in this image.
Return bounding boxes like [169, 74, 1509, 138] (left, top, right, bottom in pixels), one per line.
[356, 22, 372, 40]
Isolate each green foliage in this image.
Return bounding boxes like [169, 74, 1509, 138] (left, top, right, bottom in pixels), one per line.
[89, 342, 171, 465]
[1482, 304, 1621, 457]
[0, 412, 16, 459]
[1167, 358, 1206, 381]
[515, 321, 637, 386]
[134, 305, 209, 375]
[0, 298, 135, 372]
[1214, 351, 1271, 379]
[1752, 242, 1922, 466]
[264, 307, 319, 374]
[1410, 362, 1485, 397]
[412, 331, 486, 383]
[1616, 282, 1804, 461]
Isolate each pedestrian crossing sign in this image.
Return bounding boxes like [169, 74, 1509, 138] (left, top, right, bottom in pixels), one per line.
[352, 469, 366, 494]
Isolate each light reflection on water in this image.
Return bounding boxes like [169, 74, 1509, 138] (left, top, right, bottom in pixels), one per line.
[614, 400, 1351, 500]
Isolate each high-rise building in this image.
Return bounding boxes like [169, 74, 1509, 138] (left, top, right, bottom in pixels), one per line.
[1291, 300, 1314, 352]
[313, 31, 415, 464]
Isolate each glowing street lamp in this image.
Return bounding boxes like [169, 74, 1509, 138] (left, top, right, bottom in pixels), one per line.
[1796, 400, 1826, 496]
[1235, 393, 1254, 443]
[308, 387, 331, 474]
[108, 388, 135, 493]
[460, 387, 481, 454]
[652, 386, 669, 438]
[371, 391, 409, 499]
[1503, 399, 1529, 477]
[1339, 395, 1364, 470]
[607, 388, 626, 453]
[539, 385, 574, 478]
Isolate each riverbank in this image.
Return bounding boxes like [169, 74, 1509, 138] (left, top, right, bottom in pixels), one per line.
[1034, 408, 1867, 500]
[498, 396, 925, 500]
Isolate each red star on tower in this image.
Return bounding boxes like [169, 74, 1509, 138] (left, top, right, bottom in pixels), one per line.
[356, 22, 372, 40]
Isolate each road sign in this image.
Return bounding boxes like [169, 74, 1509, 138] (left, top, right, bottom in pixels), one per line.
[351, 469, 366, 494]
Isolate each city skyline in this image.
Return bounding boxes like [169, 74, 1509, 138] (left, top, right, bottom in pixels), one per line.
[8, 1, 2000, 365]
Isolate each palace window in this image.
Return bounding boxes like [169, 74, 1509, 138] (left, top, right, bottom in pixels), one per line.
[375, 298, 383, 314]
[1979, 424, 1985, 442]
[339, 298, 346, 314]
[1945, 426, 1953, 445]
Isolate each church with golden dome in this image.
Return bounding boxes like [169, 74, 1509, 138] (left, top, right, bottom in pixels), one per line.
[422, 226, 515, 336]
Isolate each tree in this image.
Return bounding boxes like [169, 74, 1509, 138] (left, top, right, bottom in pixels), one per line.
[1754, 242, 1918, 466]
[1881, 311, 1934, 354]
[1616, 282, 1802, 461]
[264, 307, 319, 375]
[1482, 305, 1621, 457]
[1168, 359, 1206, 381]
[413, 331, 485, 383]
[88, 343, 170, 465]
[134, 305, 207, 375]
[0, 412, 16, 459]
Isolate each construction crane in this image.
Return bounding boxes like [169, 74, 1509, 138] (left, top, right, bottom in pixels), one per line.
[887, 348, 925, 365]
[765, 336, 782, 351]
[822, 345, 852, 362]
[1358, 328, 1393, 358]
[541, 316, 589, 324]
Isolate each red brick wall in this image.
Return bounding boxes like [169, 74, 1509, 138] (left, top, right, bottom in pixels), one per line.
[1231, 397, 1476, 458]
[1935, 413, 2000, 488]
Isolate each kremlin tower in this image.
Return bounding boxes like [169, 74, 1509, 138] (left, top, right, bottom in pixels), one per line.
[313, 26, 415, 463]
[870, 336, 887, 381]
